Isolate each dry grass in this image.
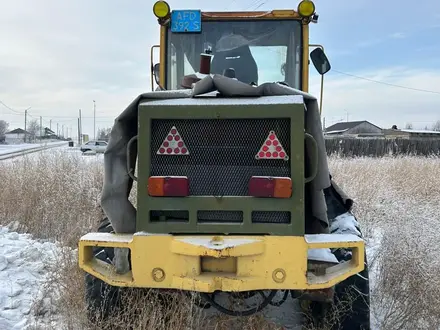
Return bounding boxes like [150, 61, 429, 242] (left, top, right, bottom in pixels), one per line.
[0, 150, 103, 247]
[329, 155, 440, 329]
[2, 150, 440, 329]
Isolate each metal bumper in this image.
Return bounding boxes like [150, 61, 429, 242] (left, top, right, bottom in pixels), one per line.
[78, 233, 364, 293]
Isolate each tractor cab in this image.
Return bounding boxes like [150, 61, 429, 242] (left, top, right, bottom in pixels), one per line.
[150, 0, 330, 111]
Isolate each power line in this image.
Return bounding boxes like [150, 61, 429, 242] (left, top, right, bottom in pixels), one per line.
[252, 1, 266, 10]
[245, 0, 266, 11]
[1, 100, 116, 119]
[331, 69, 440, 95]
[224, 0, 238, 10]
[0, 101, 31, 114]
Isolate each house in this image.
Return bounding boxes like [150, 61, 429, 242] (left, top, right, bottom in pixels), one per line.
[382, 127, 440, 139]
[4, 128, 29, 144]
[325, 121, 383, 137]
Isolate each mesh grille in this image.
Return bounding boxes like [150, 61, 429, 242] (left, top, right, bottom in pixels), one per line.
[252, 211, 291, 224]
[150, 119, 291, 196]
[198, 211, 243, 223]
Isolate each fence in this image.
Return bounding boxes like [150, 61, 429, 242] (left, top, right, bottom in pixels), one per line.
[324, 137, 440, 157]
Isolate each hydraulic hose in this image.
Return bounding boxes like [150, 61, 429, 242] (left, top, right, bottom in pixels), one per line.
[200, 290, 278, 317]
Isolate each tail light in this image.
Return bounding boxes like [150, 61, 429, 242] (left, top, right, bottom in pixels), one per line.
[248, 176, 292, 198]
[148, 176, 189, 197]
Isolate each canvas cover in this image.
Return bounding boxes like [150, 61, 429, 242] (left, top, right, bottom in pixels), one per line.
[101, 74, 343, 235]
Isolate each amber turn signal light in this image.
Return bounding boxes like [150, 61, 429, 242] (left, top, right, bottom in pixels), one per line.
[248, 176, 292, 198]
[148, 176, 189, 197]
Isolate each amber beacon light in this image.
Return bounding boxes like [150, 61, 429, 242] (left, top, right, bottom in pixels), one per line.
[297, 0, 315, 17]
[153, 1, 170, 19]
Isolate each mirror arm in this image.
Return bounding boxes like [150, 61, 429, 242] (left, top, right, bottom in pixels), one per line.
[150, 45, 160, 91]
[319, 74, 324, 116]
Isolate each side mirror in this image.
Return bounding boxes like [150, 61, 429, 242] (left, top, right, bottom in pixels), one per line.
[310, 48, 331, 75]
[153, 63, 160, 85]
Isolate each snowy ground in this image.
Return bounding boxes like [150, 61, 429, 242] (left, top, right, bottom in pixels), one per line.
[0, 141, 66, 156]
[1, 144, 103, 165]
[0, 225, 66, 330]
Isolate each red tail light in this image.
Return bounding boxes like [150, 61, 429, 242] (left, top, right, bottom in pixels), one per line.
[248, 176, 292, 198]
[148, 176, 189, 197]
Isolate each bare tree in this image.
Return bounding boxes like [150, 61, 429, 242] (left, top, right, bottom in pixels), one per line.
[97, 127, 112, 141]
[405, 122, 413, 129]
[432, 120, 440, 132]
[0, 120, 8, 137]
[27, 119, 40, 141]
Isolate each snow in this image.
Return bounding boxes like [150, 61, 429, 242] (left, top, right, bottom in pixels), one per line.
[0, 226, 62, 330]
[80, 232, 132, 243]
[307, 248, 338, 263]
[324, 129, 349, 134]
[330, 212, 361, 236]
[0, 142, 66, 156]
[304, 233, 363, 244]
[141, 94, 304, 106]
[1, 144, 104, 165]
[0, 144, 40, 155]
[400, 129, 440, 134]
[81, 150, 97, 156]
[134, 231, 170, 237]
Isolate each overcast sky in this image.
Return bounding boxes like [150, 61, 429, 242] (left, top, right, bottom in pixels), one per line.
[1, 0, 440, 138]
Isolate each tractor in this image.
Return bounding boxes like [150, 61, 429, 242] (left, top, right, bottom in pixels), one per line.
[78, 1, 370, 329]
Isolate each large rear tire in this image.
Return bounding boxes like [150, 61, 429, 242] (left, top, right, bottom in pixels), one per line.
[326, 179, 370, 330]
[303, 180, 371, 330]
[84, 217, 124, 323]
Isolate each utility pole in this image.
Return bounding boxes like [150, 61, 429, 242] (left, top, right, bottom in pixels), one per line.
[50, 119, 52, 131]
[93, 100, 96, 140]
[40, 116, 42, 140]
[62, 124, 64, 139]
[79, 109, 82, 144]
[57, 123, 59, 137]
[24, 109, 28, 143]
[78, 118, 81, 145]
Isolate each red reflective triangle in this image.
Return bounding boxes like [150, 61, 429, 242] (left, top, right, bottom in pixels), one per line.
[255, 131, 289, 161]
[157, 126, 189, 155]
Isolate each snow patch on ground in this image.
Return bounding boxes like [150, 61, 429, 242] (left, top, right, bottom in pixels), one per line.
[0, 142, 66, 156]
[0, 226, 63, 330]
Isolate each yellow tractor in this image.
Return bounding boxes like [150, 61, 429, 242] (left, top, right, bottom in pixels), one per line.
[79, 1, 370, 329]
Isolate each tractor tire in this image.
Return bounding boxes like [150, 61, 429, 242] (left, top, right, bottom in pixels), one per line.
[331, 249, 370, 330]
[306, 231, 370, 330]
[324, 180, 371, 330]
[84, 217, 125, 323]
[303, 181, 371, 330]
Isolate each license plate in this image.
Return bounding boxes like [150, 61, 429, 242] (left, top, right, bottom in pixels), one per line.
[170, 10, 201, 33]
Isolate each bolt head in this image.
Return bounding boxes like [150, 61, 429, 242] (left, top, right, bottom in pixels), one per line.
[152, 268, 165, 282]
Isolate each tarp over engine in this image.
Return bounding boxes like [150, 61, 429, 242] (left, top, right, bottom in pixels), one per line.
[100, 74, 350, 234]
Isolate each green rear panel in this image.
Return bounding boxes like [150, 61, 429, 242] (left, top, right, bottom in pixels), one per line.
[137, 96, 305, 236]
